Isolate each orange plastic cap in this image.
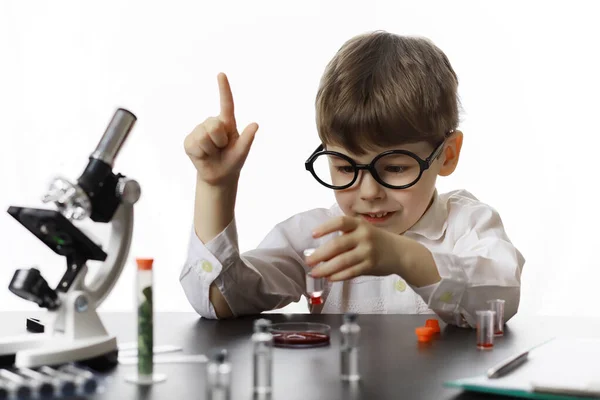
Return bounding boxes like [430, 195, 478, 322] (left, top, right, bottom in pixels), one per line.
[415, 326, 434, 342]
[425, 319, 441, 333]
[136, 258, 154, 270]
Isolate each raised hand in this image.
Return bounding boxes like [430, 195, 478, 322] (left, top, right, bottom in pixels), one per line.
[184, 73, 259, 186]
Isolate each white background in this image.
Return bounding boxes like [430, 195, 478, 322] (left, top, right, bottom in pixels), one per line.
[1, 0, 599, 317]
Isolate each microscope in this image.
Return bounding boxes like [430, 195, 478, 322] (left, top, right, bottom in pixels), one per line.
[0, 108, 141, 370]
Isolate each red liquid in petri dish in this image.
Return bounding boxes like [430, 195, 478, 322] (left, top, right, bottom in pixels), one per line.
[272, 331, 330, 348]
[477, 342, 494, 350]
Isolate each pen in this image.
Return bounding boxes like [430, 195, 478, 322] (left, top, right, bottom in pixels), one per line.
[487, 338, 555, 379]
[486, 351, 529, 379]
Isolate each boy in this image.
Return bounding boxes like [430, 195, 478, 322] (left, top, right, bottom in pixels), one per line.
[180, 31, 524, 327]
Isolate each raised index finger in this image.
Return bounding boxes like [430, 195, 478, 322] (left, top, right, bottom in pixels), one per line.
[217, 72, 236, 128]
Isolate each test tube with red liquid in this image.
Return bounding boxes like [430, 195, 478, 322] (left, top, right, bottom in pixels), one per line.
[303, 248, 325, 305]
[487, 299, 505, 336]
[476, 310, 496, 350]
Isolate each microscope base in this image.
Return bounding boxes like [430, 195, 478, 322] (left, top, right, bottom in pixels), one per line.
[0, 291, 119, 370]
[0, 334, 118, 369]
[20, 335, 117, 368]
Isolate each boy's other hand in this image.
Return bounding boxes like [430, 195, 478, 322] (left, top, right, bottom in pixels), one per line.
[184, 72, 259, 186]
[307, 216, 401, 281]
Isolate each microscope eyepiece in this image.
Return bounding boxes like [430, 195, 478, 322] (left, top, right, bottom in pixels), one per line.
[90, 108, 136, 166]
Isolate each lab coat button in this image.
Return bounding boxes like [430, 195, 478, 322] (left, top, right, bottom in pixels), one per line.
[201, 260, 213, 273]
[395, 280, 407, 292]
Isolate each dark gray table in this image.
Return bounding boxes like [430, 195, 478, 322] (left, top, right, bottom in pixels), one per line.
[0, 312, 590, 399]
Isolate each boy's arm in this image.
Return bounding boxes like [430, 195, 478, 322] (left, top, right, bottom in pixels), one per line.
[180, 210, 332, 319]
[183, 73, 258, 318]
[209, 283, 233, 319]
[397, 205, 524, 328]
[193, 177, 237, 319]
[392, 240, 441, 288]
[194, 176, 238, 245]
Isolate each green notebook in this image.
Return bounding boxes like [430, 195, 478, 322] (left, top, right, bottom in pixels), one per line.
[445, 338, 600, 400]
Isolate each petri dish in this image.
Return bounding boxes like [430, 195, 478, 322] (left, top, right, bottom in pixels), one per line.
[269, 322, 331, 348]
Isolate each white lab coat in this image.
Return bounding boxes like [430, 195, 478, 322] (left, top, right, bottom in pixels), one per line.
[179, 189, 524, 327]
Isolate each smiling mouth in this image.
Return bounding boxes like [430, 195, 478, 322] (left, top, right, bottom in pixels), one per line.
[359, 211, 396, 223]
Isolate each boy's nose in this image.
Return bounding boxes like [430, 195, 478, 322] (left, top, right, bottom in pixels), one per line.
[357, 171, 385, 201]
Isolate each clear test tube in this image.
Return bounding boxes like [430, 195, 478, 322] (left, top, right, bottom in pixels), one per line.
[487, 299, 506, 336]
[38, 366, 77, 397]
[15, 368, 55, 399]
[137, 257, 155, 377]
[125, 258, 166, 385]
[58, 364, 98, 394]
[476, 310, 496, 350]
[303, 248, 326, 305]
[0, 369, 32, 400]
[340, 313, 360, 381]
[252, 319, 273, 395]
[206, 349, 232, 400]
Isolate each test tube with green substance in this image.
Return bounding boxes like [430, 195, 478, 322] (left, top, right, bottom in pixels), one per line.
[125, 258, 166, 385]
[137, 258, 154, 376]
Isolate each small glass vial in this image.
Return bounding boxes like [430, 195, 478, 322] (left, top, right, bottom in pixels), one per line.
[476, 310, 496, 350]
[340, 313, 360, 381]
[303, 248, 326, 305]
[59, 364, 98, 394]
[252, 319, 274, 395]
[0, 369, 32, 400]
[487, 299, 506, 336]
[38, 366, 77, 397]
[16, 368, 55, 399]
[125, 258, 166, 385]
[206, 349, 232, 400]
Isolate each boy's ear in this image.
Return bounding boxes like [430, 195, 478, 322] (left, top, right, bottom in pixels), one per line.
[438, 130, 463, 176]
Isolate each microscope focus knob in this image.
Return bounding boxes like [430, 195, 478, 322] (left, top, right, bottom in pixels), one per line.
[116, 178, 141, 205]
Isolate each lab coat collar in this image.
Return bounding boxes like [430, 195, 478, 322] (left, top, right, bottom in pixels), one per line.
[406, 190, 449, 240]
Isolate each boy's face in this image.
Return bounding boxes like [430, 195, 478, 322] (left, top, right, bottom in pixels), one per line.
[328, 136, 460, 235]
